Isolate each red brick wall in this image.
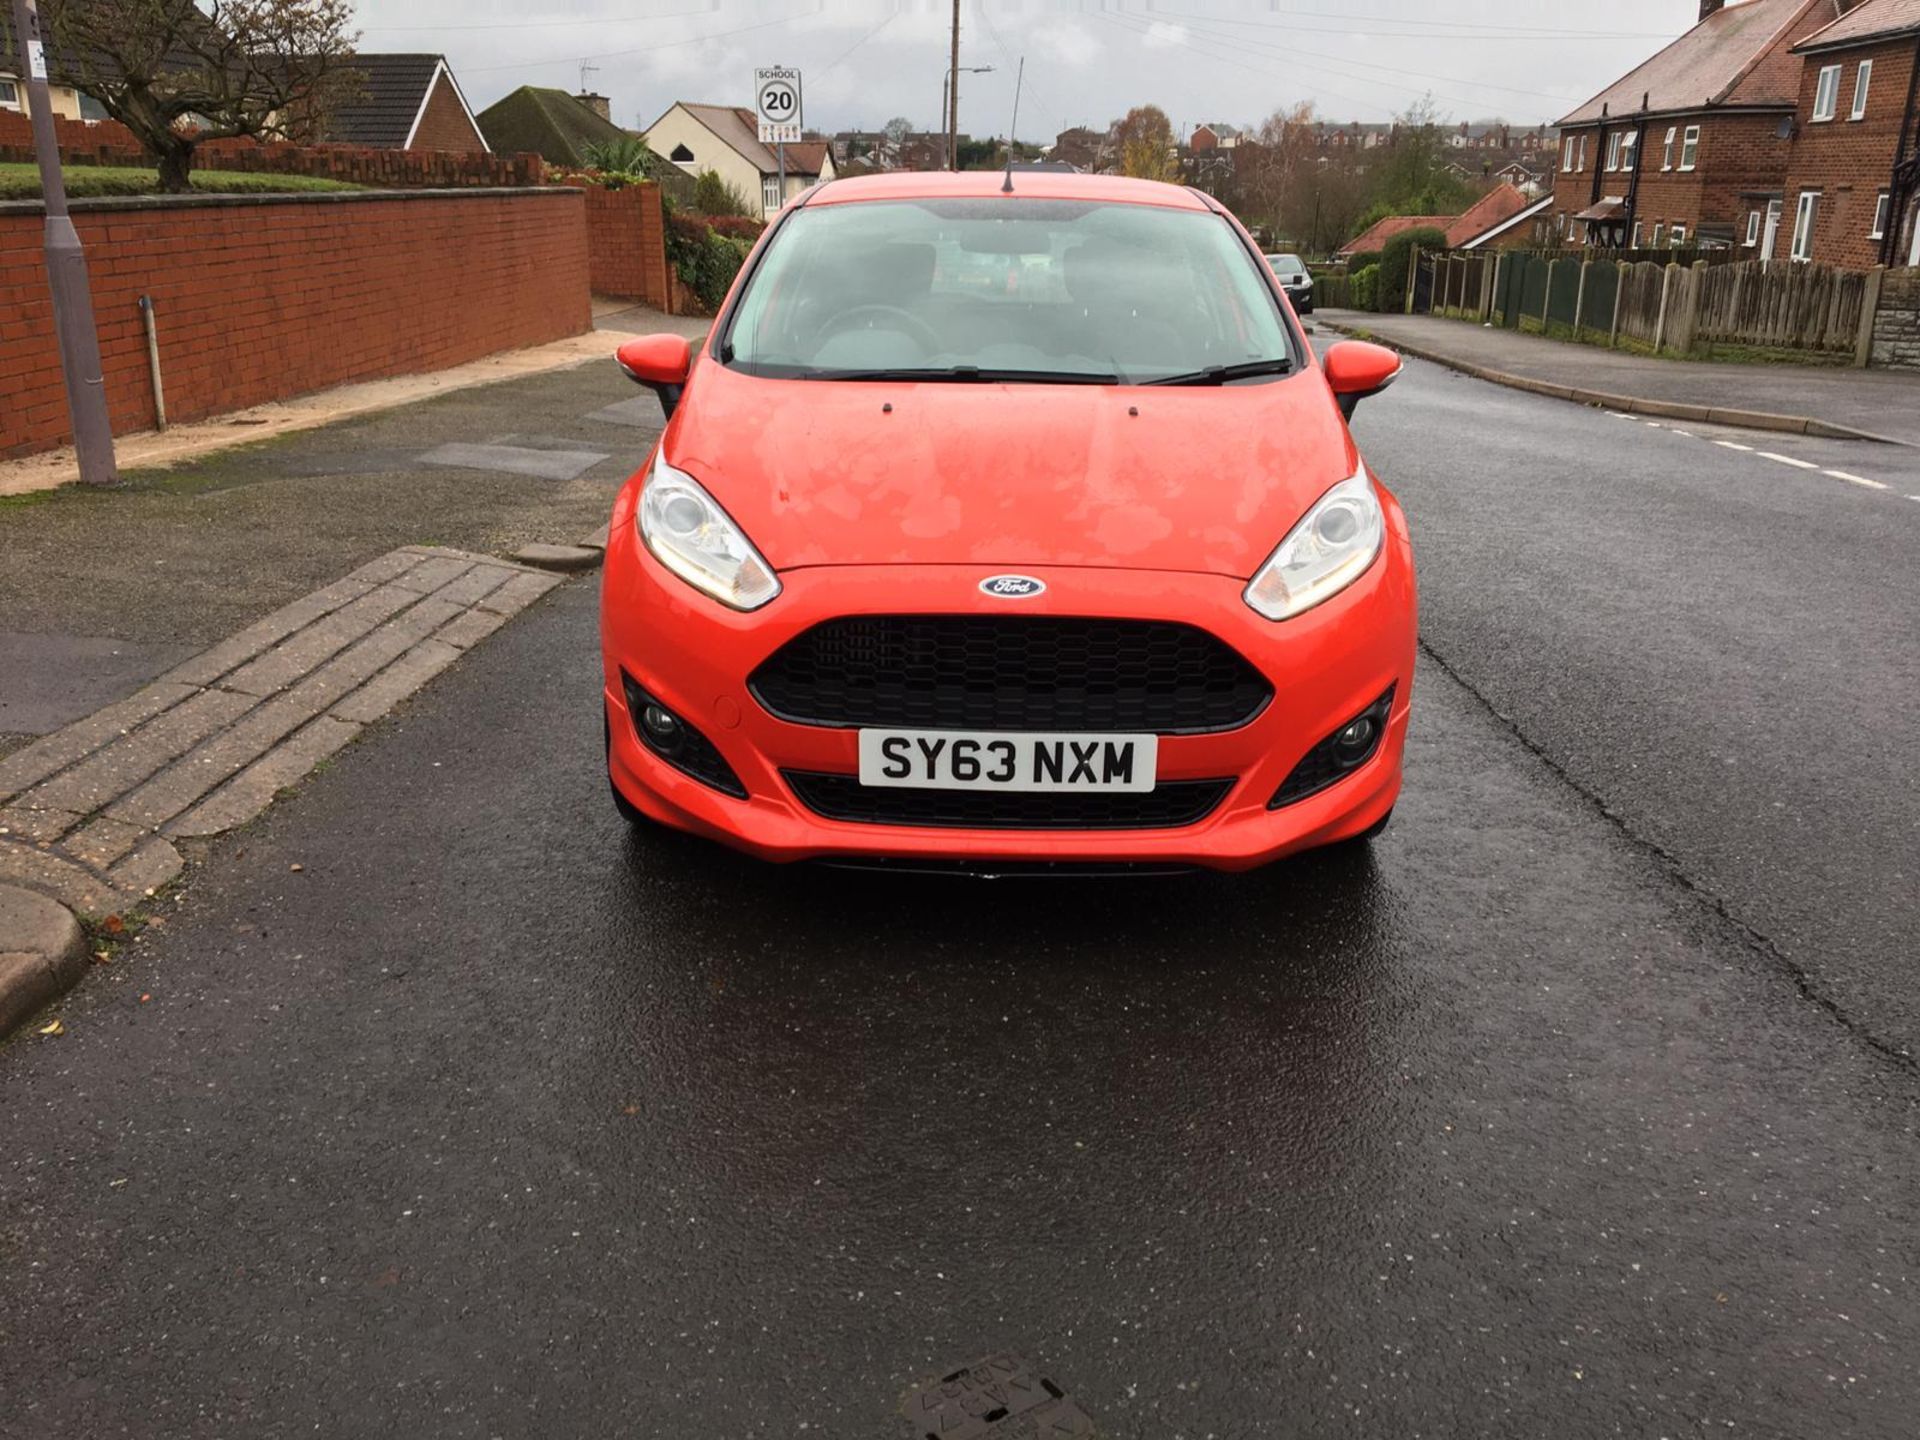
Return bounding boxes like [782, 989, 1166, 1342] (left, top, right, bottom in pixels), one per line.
[0, 189, 590, 459]
[0, 110, 541, 185]
[1780, 37, 1920, 267]
[566, 181, 671, 308]
[407, 73, 488, 154]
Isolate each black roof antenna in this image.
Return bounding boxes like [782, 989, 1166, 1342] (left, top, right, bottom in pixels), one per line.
[1001, 153, 1015, 193]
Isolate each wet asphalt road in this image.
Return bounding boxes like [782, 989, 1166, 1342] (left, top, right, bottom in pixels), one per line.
[4, 358, 1919, 1438]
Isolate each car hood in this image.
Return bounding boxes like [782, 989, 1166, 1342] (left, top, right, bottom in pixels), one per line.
[663, 360, 1358, 577]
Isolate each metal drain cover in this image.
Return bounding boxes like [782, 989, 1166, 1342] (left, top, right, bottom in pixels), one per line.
[900, 1353, 1095, 1438]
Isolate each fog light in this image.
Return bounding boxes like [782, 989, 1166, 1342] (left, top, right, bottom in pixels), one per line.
[640, 704, 682, 751]
[1269, 684, 1397, 809]
[620, 671, 748, 799]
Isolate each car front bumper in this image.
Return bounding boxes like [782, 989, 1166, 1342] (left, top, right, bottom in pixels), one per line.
[601, 492, 1416, 872]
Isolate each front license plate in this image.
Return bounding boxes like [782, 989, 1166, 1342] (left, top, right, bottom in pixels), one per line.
[858, 729, 1158, 793]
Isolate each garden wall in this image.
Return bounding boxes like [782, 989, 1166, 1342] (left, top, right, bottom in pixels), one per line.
[565, 181, 671, 310]
[0, 188, 590, 459]
[0, 111, 545, 188]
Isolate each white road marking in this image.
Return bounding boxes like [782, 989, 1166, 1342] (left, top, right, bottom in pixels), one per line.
[1644, 421, 1663, 428]
[1668, 428, 1694, 437]
[1610, 412, 1636, 419]
[1823, 469, 1889, 490]
[1758, 451, 1821, 470]
[1714, 440, 1754, 451]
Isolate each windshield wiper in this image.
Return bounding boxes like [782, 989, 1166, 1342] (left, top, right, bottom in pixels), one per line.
[1146, 359, 1293, 386]
[815, 365, 1122, 385]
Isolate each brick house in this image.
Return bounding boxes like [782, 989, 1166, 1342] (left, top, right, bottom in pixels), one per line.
[1553, 0, 1861, 250]
[317, 54, 488, 153]
[1780, 0, 1920, 266]
[644, 102, 836, 218]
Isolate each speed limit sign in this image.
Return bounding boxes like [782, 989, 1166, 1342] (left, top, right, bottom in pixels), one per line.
[755, 66, 802, 144]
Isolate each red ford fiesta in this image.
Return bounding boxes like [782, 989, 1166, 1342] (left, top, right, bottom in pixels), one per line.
[600, 170, 1413, 871]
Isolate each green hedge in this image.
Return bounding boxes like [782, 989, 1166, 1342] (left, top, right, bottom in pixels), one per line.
[1349, 263, 1380, 313]
[1375, 227, 1447, 312]
[664, 212, 755, 313]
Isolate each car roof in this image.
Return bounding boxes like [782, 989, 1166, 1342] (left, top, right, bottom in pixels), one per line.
[803, 170, 1215, 212]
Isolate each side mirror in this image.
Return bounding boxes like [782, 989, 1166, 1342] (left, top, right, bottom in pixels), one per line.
[1323, 340, 1402, 419]
[615, 334, 694, 419]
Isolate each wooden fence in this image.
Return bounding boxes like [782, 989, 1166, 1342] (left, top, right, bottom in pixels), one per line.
[1413, 246, 1888, 364]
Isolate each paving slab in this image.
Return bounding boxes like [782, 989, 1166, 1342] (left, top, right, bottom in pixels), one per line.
[416, 442, 612, 481]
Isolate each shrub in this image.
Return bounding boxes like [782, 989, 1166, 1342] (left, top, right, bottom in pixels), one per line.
[1344, 249, 1381, 274]
[691, 168, 756, 218]
[580, 136, 656, 185]
[1349, 263, 1380, 313]
[665, 211, 755, 312]
[1374, 226, 1447, 311]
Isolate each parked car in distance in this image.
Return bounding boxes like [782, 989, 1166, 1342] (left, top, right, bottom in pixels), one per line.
[1266, 253, 1313, 313]
[603, 171, 1411, 873]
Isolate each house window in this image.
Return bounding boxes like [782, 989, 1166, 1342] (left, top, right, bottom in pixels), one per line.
[762, 173, 781, 212]
[1652, 222, 1665, 246]
[1671, 224, 1687, 247]
[78, 93, 108, 122]
[1679, 125, 1699, 170]
[1870, 191, 1889, 239]
[1563, 135, 1576, 169]
[0, 76, 19, 111]
[1745, 210, 1761, 246]
[1790, 190, 1819, 261]
[1619, 129, 1638, 171]
[1606, 132, 1621, 171]
[1812, 64, 1841, 121]
[1850, 60, 1872, 120]
[1661, 127, 1676, 170]
[669, 143, 695, 163]
[1632, 220, 1644, 247]
[1576, 134, 1587, 170]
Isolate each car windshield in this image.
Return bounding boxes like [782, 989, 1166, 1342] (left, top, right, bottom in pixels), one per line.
[720, 196, 1295, 384]
[1269, 254, 1305, 272]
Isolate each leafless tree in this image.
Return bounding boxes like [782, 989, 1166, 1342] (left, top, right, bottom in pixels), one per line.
[26, 0, 359, 191]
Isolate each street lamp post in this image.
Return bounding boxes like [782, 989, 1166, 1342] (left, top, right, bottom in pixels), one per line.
[941, 64, 993, 171]
[8, 0, 116, 484]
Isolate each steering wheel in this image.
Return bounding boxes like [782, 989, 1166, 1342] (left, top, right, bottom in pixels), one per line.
[815, 304, 943, 355]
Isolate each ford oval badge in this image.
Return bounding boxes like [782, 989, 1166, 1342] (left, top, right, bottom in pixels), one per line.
[980, 574, 1046, 599]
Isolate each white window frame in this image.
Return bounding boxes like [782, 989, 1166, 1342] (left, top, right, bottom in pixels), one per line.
[1661, 127, 1676, 170]
[1850, 60, 1872, 120]
[1870, 191, 1888, 240]
[1790, 189, 1819, 261]
[1619, 129, 1638, 171]
[1671, 224, 1687, 247]
[1745, 210, 1761, 246]
[0, 75, 20, 112]
[761, 173, 781, 214]
[1631, 220, 1645, 248]
[1813, 64, 1841, 122]
[1679, 125, 1699, 171]
[1651, 222, 1665, 247]
[1563, 135, 1576, 169]
[1606, 132, 1621, 171]
[1576, 134, 1587, 171]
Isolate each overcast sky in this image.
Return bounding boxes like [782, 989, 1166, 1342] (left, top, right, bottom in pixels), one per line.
[349, 0, 1702, 138]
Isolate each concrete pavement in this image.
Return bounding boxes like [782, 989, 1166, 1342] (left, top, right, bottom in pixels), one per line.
[1316, 308, 1920, 445]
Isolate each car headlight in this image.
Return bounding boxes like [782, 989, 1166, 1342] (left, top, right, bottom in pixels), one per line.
[637, 456, 781, 611]
[1243, 469, 1384, 621]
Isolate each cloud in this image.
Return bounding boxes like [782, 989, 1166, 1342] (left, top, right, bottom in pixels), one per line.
[1026, 19, 1102, 71]
[1141, 21, 1189, 50]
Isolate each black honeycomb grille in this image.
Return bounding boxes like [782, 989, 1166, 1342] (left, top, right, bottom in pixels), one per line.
[749, 616, 1270, 733]
[783, 772, 1234, 830]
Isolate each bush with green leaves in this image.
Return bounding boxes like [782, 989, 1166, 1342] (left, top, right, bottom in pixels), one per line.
[1344, 249, 1381, 275]
[664, 211, 754, 313]
[691, 168, 756, 219]
[579, 136, 656, 186]
[1349, 263, 1380, 313]
[1374, 227, 1447, 312]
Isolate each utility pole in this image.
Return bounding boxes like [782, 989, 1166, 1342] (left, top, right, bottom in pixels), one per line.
[9, 0, 116, 484]
[948, 0, 961, 171]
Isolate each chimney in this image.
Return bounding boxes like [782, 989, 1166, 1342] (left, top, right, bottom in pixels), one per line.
[575, 92, 611, 121]
[1699, 0, 1725, 19]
